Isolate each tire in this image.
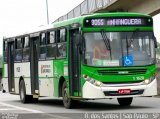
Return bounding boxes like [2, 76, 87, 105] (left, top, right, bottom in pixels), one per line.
[62, 81, 75, 109]
[2, 90, 6, 93]
[117, 97, 133, 106]
[32, 97, 38, 103]
[19, 80, 32, 103]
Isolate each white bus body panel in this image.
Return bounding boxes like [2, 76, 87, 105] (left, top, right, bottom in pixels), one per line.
[3, 64, 8, 92]
[82, 78, 157, 99]
[38, 61, 54, 97]
[4, 64, 8, 77]
[14, 62, 31, 95]
[3, 78, 8, 92]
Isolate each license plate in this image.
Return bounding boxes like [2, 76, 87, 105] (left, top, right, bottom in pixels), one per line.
[118, 89, 131, 94]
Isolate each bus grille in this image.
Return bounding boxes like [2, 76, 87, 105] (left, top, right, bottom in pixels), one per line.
[97, 69, 147, 76]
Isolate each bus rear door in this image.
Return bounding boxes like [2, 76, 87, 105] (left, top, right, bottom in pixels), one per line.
[8, 41, 15, 93]
[30, 35, 39, 96]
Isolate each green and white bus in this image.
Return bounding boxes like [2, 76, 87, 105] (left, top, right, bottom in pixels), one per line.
[2, 13, 158, 108]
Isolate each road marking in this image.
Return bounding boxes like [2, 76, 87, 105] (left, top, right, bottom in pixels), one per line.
[0, 102, 70, 119]
[0, 108, 19, 111]
[0, 102, 43, 113]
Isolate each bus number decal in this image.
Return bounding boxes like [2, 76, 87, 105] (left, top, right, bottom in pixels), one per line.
[16, 67, 21, 72]
[133, 76, 144, 81]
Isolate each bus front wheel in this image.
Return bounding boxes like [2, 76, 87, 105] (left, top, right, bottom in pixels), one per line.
[62, 81, 75, 109]
[19, 80, 32, 103]
[117, 97, 133, 106]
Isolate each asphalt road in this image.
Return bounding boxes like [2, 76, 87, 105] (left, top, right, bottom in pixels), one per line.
[0, 92, 160, 119]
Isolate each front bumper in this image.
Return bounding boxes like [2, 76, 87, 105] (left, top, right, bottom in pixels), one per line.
[82, 78, 157, 99]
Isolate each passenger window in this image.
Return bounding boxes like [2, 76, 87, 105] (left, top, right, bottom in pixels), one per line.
[16, 38, 22, 49]
[57, 43, 67, 58]
[46, 44, 57, 59]
[45, 31, 56, 59]
[40, 33, 46, 45]
[60, 29, 66, 42]
[47, 31, 55, 44]
[15, 38, 22, 62]
[39, 33, 47, 60]
[24, 36, 29, 48]
[57, 30, 60, 43]
[56, 29, 67, 58]
[23, 36, 30, 61]
[15, 50, 22, 62]
[3, 41, 8, 63]
[4, 41, 7, 51]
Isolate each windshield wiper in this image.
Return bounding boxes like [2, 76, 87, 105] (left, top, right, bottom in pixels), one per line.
[127, 29, 139, 48]
[100, 31, 111, 50]
[125, 36, 129, 56]
[101, 30, 112, 60]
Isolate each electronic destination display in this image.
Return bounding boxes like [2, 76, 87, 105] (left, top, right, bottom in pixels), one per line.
[84, 17, 153, 27]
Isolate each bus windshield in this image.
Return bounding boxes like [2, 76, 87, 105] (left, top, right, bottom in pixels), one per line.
[83, 31, 155, 67]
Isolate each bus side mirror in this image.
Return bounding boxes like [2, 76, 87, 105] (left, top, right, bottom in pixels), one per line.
[75, 34, 82, 46]
[153, 36, 157, 48]
[75, 34, 82, 54]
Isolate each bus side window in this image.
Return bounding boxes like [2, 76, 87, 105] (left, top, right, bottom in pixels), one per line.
[22, 36, 30, 61]
[47, 31, 56, 44]
[3, 41, 8, 63]
[57, 29, 67, 58]
[15, 38, 22, 62]
[57, 30, 60, 43]
[46, 31, 56, 59]
[39, 33, 47, 60]
[60, 29, 66, 42]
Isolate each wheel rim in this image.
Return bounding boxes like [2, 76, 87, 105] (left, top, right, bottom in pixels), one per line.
[63, 87, 69, 104]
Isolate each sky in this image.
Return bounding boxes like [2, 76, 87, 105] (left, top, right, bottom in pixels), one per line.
[0, 0, 160, 55]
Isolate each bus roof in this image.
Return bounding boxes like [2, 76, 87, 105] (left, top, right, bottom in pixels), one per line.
[53, 12, 151, 28]
[4, 12, 151, 40]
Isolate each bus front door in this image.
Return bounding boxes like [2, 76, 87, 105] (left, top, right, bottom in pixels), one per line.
[8, 42, 15, 93]
[30, 36, 39, 95]
[69, 29, 81, 97]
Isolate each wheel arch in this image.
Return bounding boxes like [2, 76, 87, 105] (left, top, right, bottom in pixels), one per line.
[19, 76, 24, 94]
[58, 76, 66, 97]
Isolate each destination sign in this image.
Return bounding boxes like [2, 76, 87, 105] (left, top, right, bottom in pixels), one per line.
[84, 17, 153, 27]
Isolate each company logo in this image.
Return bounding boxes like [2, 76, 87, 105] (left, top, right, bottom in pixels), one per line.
[118, 71, 128, 74]
[41, 65, 51, 74]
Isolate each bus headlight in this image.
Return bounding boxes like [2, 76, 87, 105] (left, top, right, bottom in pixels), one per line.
[83, 74, 102, 87]
[94, 81, 102, 86]
[143, 76, 156, 85]
[143, 79, 150, 84]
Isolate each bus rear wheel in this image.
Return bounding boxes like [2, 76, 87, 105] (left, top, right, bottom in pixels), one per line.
[19, 80, 32, 103]
[117, 97, 133, 106]
[62, 81, 75, 109]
